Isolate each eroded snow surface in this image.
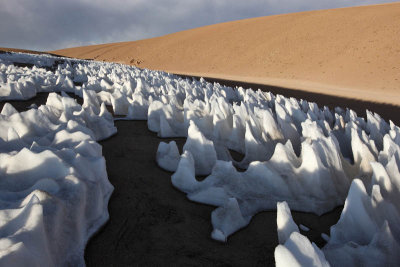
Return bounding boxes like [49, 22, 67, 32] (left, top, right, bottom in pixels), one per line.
[1, 52, 400, 266]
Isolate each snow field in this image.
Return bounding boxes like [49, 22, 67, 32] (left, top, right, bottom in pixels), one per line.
[1, 52, 400, 266]
[0, 93, 115, 265]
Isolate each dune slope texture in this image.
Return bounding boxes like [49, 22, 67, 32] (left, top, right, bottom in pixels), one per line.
[53, 3, 400, 105]
[1, 52, 400, 266]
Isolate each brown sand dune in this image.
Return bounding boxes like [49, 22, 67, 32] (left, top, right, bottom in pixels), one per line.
[52, 2, 400, 105]
[0, 47, 65, 58]
[0, 47, 44, 54]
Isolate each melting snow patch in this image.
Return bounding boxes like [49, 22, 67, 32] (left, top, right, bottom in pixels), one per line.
[1, 52, 400, 266]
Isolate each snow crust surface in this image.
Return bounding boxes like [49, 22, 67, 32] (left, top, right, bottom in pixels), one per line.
[1, 52, 400, 266]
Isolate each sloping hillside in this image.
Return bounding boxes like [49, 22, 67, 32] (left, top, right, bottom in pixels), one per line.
[52, 3, 400, 105]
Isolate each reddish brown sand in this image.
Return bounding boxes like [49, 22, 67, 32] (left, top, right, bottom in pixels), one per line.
[0, 47, 64, 56]
[52, 2, 400, 105]
[0, 47, 43, 54]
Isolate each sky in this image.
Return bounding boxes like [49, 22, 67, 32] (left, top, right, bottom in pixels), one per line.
[0, 0, 397, 51]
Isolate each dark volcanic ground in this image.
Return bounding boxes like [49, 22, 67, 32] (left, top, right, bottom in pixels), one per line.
[86, 120, 341, 266]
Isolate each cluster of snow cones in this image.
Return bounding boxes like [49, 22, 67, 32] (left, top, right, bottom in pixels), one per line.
[1, 52, 399, 266]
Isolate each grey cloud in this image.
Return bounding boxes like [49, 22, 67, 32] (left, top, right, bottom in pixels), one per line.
[0, 0, 397, 51]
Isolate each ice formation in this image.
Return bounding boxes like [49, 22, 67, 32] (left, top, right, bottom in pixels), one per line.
[275, 202, 330, 267]
[1, 51, 400, 266]
[0, 94, 114, 265]
[156, 141, 180, 172]
[277, 201, 300, 244]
